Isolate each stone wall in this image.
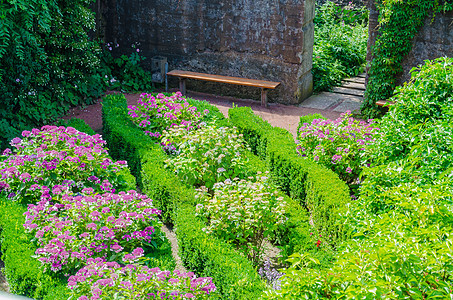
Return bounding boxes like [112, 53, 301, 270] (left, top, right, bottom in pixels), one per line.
[398, 10, 453, 84]
[366, 2, 453, 86]
[96, 0, 315, 104]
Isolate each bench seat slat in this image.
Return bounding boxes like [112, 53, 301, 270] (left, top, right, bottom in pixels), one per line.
[167, 70, 280, 89]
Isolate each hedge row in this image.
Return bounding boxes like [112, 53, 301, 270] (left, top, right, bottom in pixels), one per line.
[0, 196, 67, 300]
[228, 107, 350, 243]
[0, 119, 169, 299]
[102, 93, 268, 299]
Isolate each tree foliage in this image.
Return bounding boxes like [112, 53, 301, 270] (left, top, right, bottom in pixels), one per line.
[0, 0, 105, 149]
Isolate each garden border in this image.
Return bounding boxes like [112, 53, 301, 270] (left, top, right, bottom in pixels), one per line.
[228, 107, 350, 244]
[0, 119, 140, 299]
[101, 93, 315, 298]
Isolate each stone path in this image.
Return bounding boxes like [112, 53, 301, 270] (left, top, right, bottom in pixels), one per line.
[300, 74, 365, 114]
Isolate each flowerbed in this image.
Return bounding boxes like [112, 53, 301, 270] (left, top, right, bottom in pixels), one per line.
[0, 126, 131, 204]
[24, 189, 160, 273]
[162, 123, 251, 189]
[196, 174, 286, 264]
[0, 122, 216, 299]
[129, 93, 290, 269]
[69, 258, 216, 299]
[104, 93, 285, 298]
[296, 111, 380, 189]
[128, 92, 208, 141]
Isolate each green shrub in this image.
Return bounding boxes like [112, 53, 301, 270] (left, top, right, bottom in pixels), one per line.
[196, 175, 287, 265]
[102, 93, 267, 299]
[313, 1, 368, 92]
[229, 107, 350, 246]
[0, 197, 67, 299]
[162, 124, 251, 190]
[100, 43, 154, 93]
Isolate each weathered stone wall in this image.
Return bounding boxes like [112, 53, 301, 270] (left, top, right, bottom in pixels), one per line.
[366, 2, 453, 86]
[398, 10, 453, 85]
[96, 0, 315, 104]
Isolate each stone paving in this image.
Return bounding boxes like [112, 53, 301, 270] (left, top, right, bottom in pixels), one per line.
[299, 74, 365, 114]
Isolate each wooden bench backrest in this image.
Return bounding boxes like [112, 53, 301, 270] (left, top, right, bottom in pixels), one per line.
[167, 70, 280, 89]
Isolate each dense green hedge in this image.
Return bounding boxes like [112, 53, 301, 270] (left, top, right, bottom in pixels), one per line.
[0, 197, 67, 300]
[229, 107, 350, 244]
[102, 93, 269, 299]
[0, 118, 155, 299]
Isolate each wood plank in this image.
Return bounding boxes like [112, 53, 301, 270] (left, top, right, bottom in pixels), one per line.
[376, 100, 395, 107]
[167, 70, 280, 89]
[331, 87, 364, 97]
[340, 81, 365, 91]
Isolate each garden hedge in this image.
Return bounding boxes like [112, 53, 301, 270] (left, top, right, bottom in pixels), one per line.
[0, 118, 168, 299]
[0, 196, 67, 300]
[228, 107, 350, 243]
[102, 93, 320, 298]
[102, 93, 270, 298]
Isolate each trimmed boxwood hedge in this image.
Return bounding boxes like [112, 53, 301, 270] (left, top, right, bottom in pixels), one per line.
[228, 107, 350, 244]
[102, 93, 319, 298]
[102, 93, 268, 298]
[0, 196, 67, 300]
[0, 118, 169, 299]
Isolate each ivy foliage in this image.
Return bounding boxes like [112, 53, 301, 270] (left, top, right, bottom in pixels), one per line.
[361, 0, 453, 118]
[0, 0, 104, 149]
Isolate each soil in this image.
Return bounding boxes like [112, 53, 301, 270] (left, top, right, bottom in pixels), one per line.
[0, 259, 9, 293]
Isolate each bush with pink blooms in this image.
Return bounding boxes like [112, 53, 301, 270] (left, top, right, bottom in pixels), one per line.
[128, 92, 208, 140]
[24, 188, 161, 273]
[69, 258, 216, 300]
[296, 111, 380, 187]
[0, 125, 131, 203]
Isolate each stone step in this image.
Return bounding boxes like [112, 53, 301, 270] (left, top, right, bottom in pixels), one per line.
[357, 73, 366, 78]
[340, 81, 365, 90]
[331, 87, 364, 97]
[343, 77, 365, 84]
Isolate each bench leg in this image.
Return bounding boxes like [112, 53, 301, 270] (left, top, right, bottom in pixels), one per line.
[261, 88, 268, 107]
[179, 78, 187, 95]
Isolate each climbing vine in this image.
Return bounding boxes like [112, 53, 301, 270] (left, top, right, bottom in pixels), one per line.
[361, 0, 453, 118]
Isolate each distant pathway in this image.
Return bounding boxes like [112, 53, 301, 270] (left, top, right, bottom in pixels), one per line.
[299, 73, 365, 114]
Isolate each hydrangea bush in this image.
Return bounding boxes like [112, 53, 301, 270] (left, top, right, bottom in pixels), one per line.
[195, 174, 286, 264]
[128, 92, 208, 139]
[0, 126, 129, 203]
[296, 111, 380, 186]
[162, 124, 251, 189]
[24, 189, 161, 273]
[69, 258, 216, 299]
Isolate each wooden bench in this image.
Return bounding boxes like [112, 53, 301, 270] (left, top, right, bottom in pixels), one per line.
[376, 100, 395, 107]
[167, 70, 281, 107]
